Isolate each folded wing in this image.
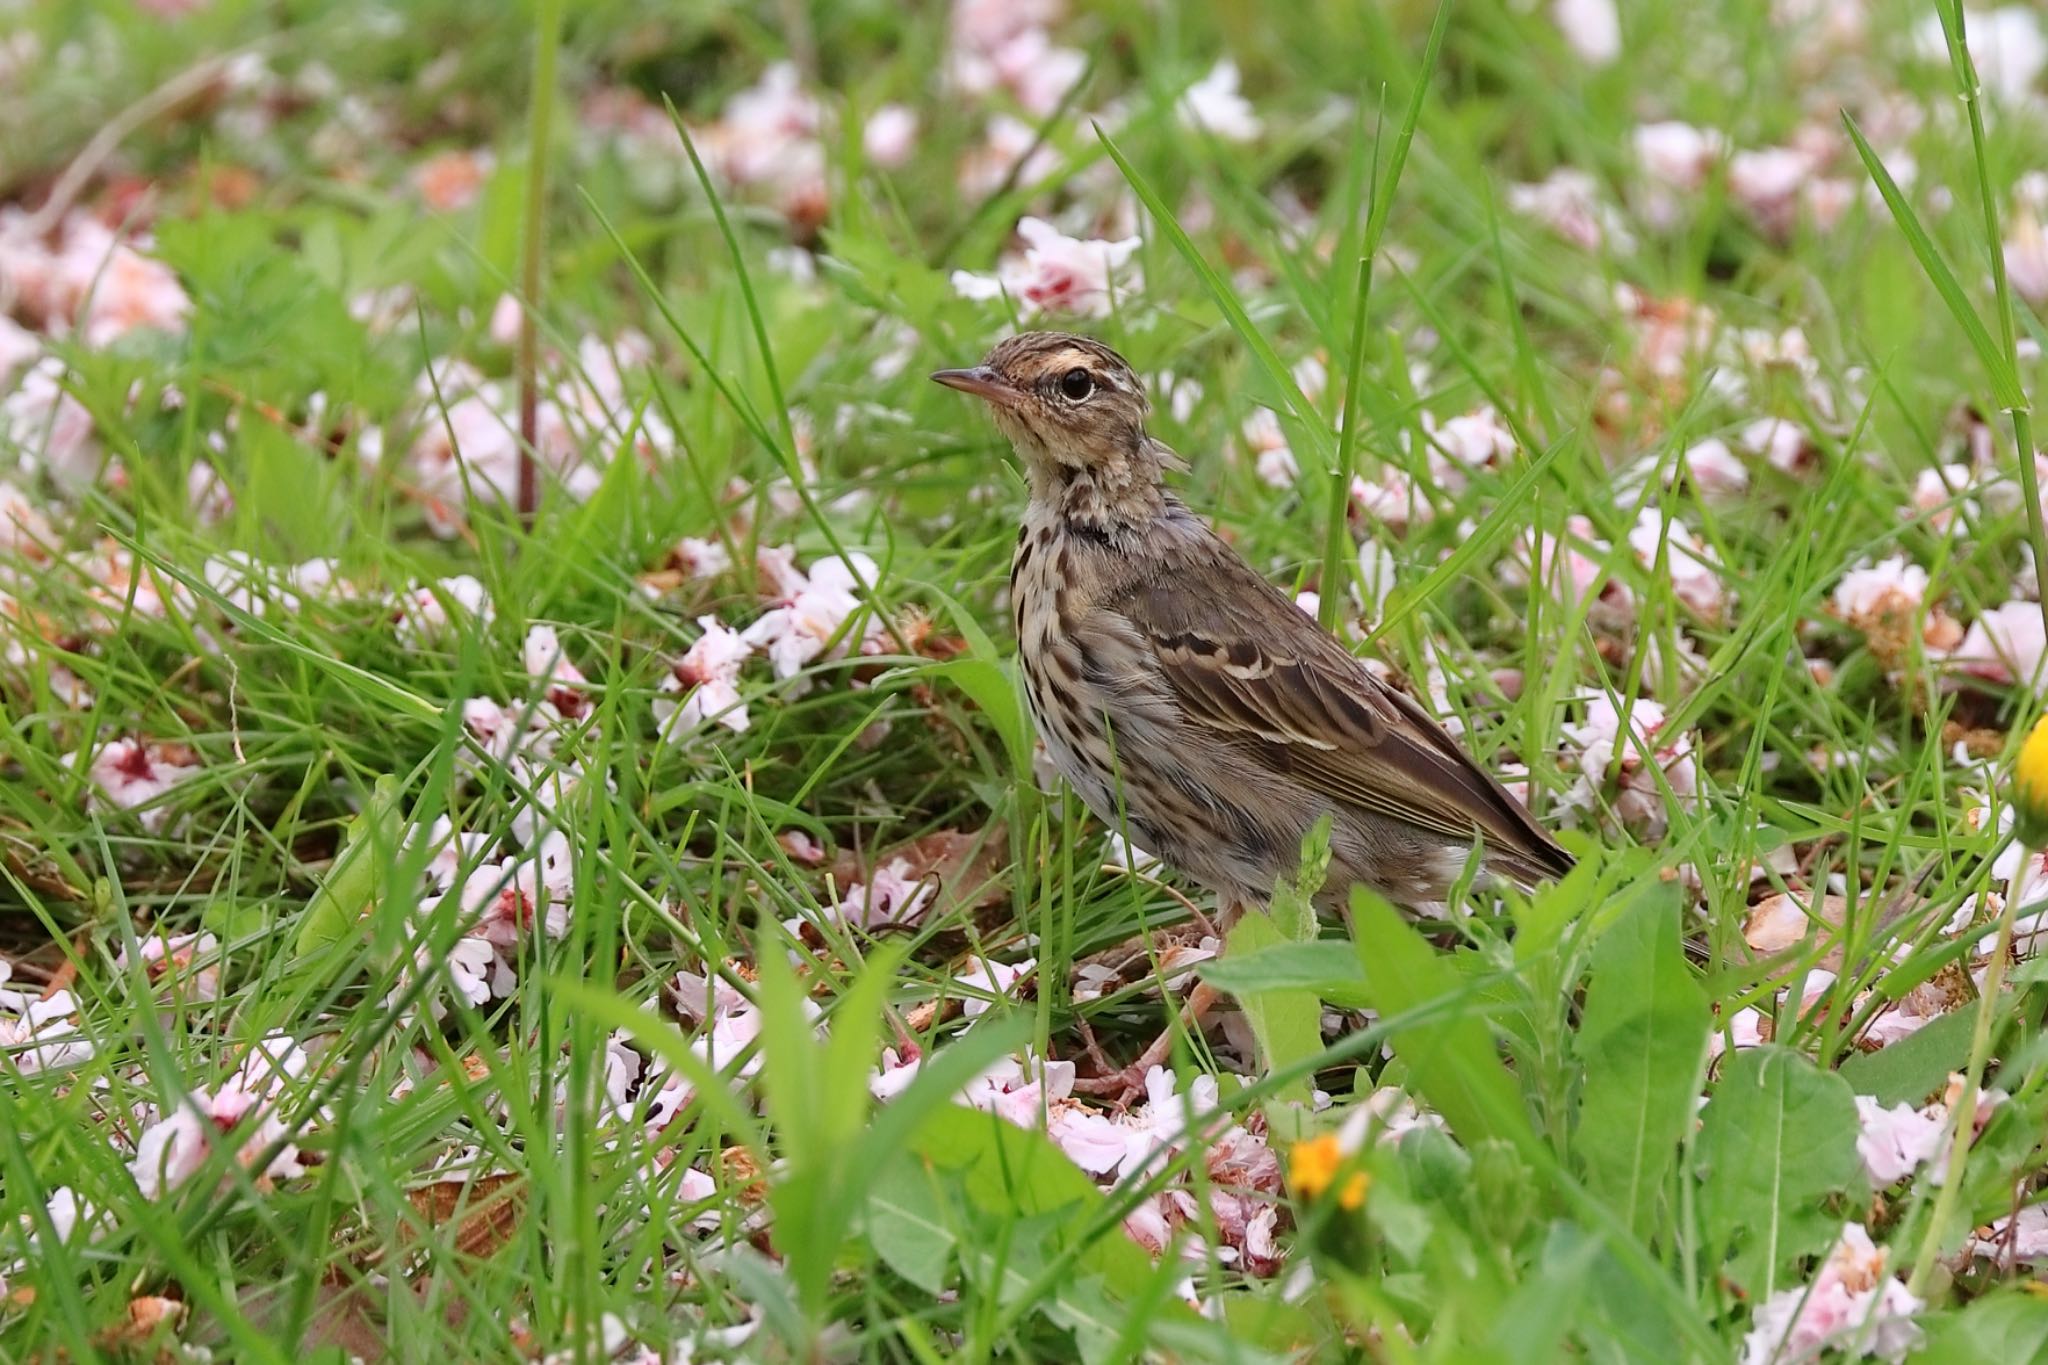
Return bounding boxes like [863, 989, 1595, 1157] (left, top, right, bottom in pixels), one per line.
[1111, 542, 1573, 883]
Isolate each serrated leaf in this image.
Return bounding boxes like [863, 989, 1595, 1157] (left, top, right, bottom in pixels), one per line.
[1695, 1045, 1863, 1295]
[1574, 883, 1709, 1237]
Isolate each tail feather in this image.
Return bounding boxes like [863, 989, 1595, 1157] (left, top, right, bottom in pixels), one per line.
[1486, 835, 1576, 891]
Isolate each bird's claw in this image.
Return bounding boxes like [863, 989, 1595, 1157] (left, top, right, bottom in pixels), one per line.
[1069, 1062, 1152, 1107]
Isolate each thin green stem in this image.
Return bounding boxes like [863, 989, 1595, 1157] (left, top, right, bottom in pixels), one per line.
[1907, 842, 2022, 1293]
[516, 0, 565, 528]
[1320, 249, 1373, 632]
[1910, 14, 2048, 1285]
[1940, 0, 2048, 645]
[1318, 0, 1449, 631]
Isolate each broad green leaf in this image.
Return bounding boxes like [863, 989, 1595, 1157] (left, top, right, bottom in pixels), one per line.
[759, 938, 1027, 1318]
[1513, 835, 1608, 965]
[1226, 914, 1322, 1125]
[849, 1016, 1029, 1188]
[1350, 889, 1542, 1161]
[293, 775, 405, 957]
[1577, 1226, 1689, 1362]
[1198, 940, 1367, 1005]
[911, 1105, 1154, 1298]
[904, 1104, 1216, 1360]
[1695, 1045, 1863, 1295]
[1914, 1289, 2048, 1362]
[755, 939, 907, 1313]
[864, 1153, 957, 1294]
[884, 656, 1033, 778]
[1948, 1089, 2048, 1227]
[1037, 1272, 1139, 1365]
[1225, 824, 1331, 1125]
[1484, 1221, 1602, 1365]
[1838, 1008, 1977, 1106]
[1573, 883, 1709, 1237]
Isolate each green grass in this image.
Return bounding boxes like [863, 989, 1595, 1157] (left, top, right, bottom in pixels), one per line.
[5, 0, 2048, 1359]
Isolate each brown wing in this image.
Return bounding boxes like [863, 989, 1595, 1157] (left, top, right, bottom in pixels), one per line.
[1113, 533, 1572, 882]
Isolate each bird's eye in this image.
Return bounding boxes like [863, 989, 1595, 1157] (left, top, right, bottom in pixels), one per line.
[1059, 367, 1094, 401]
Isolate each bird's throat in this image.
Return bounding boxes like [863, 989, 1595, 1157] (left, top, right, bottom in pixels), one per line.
[1031, 453, 1168, 533]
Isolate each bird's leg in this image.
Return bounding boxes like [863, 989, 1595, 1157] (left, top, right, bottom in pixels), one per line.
[1071, 982, 1222, 1103]
[1071, 1011, 1120, 1079]
[1156, 878, 1220, 940]
[1072, 899, 1242, 1104]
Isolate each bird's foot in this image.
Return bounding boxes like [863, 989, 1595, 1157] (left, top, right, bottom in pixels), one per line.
[1070, 1058, 1156, 1106]
[1071, 1014, 1122, 1081]
[1069, 982, 1222, 1107]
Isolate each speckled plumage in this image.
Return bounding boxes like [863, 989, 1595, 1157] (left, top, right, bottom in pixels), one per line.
[936, 331, 1572, 919]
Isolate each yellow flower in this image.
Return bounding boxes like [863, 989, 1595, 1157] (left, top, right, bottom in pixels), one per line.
[2017, 714, 2048, 846]
[1288, 1134, 1370, 1210]
[1288, 1135, 1340, 1197]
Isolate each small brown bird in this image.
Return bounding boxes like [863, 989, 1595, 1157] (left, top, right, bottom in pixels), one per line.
[934, 331, 1572, 1095]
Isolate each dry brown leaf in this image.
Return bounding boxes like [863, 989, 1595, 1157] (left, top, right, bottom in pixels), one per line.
[91, 1294, 186, 1350]
[1744, 890, 1845, 956]
[1941, 720, 2005, 760]
[720, 1146, 769, 1207]
[404, 1171, 525, 1260]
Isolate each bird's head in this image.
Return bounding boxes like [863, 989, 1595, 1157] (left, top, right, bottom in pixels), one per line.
[933, 332, 1180, 495]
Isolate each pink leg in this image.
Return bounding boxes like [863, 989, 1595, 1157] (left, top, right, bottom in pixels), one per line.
[1071, 980, 1223, 1104]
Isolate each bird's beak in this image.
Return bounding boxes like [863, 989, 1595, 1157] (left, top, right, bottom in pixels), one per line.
[930, 365, 1020, 408]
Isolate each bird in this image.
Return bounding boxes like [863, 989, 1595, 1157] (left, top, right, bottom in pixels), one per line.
[932, 330, 1573, 1098]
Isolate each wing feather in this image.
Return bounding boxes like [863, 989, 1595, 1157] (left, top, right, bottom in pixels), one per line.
[1111, 535, 1571, 879]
